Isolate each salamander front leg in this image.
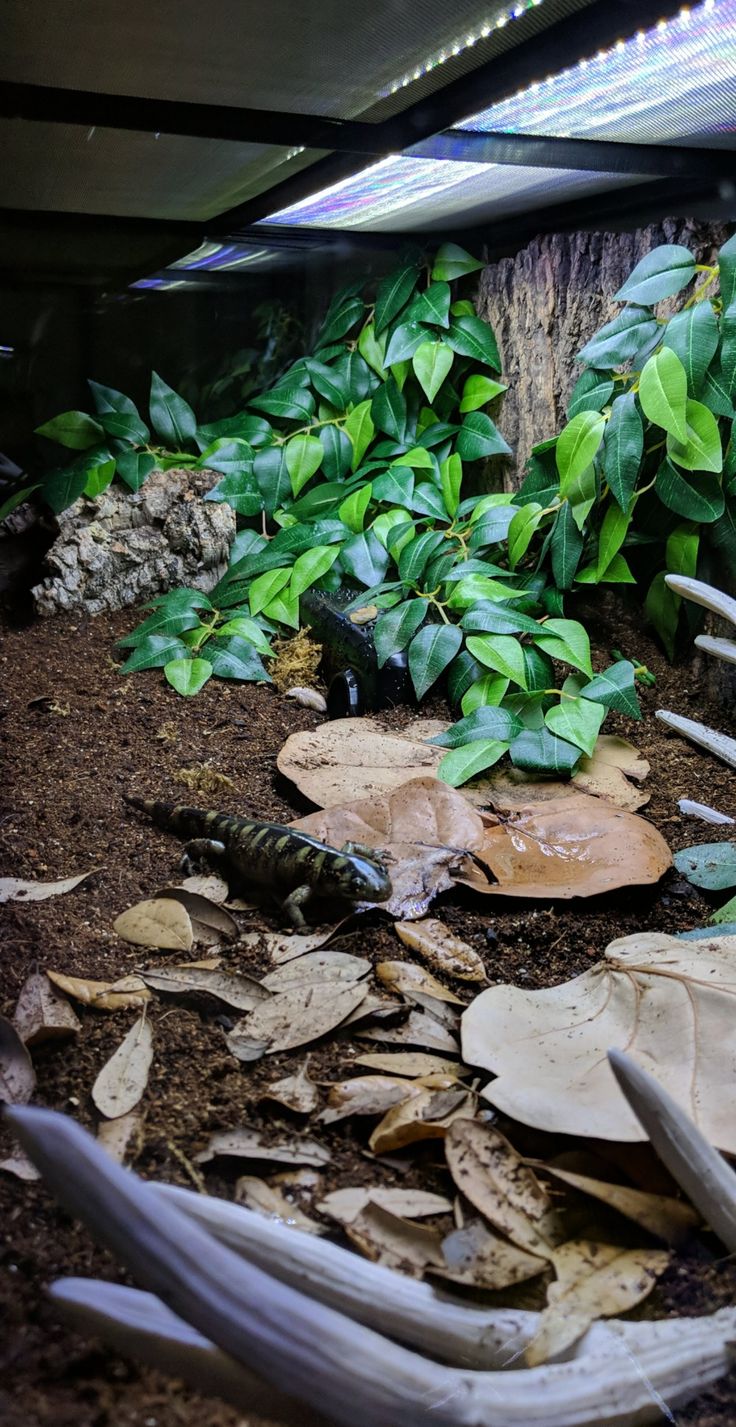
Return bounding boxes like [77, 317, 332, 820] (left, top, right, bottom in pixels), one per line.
[281, 883, 312, 931]
[181, 838, 227, 877]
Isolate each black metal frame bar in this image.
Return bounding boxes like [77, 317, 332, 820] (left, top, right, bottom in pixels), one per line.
[412, 131, 736, 181]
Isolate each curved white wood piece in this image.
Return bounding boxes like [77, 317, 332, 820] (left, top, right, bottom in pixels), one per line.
[6, 1105, 736, 1427]
[51, 1279, 326, 1425]
[695, 634, 736, 666]
[656, 710, 736, 769]
[609, 1049, 736, 1253]
[665, 575, 736, 629]
[678, 799, 734, 825]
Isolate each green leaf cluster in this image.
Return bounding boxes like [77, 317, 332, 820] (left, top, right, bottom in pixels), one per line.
[106, 243, 688, 782]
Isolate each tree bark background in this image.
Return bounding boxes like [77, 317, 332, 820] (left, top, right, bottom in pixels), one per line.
[476, 216, 735, 713]
[476, 217, 729, 490]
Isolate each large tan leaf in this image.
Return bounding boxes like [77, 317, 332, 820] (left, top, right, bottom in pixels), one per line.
[236, 923, 348, 965]
[375, 960, 463, 1005]
[113, 897, 194, 952]
[445, 1120, 562, 1258]
[155, 886, 238, 942]
[437, 1219, 548, 1290]
[0, 868, 99, 903]
[235, 1175, 323, 1233]
[353, 1051, 469, 1079]
[525, 1239, 670, 1366]
[472, 737, 650, 814]
[320, 1075, 413, 1125]
[262, 1060, 320, 1115]
[261, 951, 371, 992]
[369, 1084, 475, 1153]
[462, 931, 736, 1150]
[0, 1015, 35, 1104]
[457, 794, 670, 899]
[341, 1202, 446, 1275]
[356, 1008, 459, 1055]
[277, 717, 447, 806]
[226, 980, 369, 1061]
[541, 1166, 699, 1246]
[196, 1128, 331, 1168]
[13, 970, 81, 1045]
[293, 776, 485, 921]
[92, 1014, 153, 1119]
[394, 919, 487, 983]
[140, 964, 268, 1011]
[46, 970, 150, 1012]
[318, 1187, 453, 1224]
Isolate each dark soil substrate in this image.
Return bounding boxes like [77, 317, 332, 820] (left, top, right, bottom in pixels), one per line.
[1, 597, 736, 1427]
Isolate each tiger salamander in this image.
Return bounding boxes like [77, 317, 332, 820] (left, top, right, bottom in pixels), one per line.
[124, 795, 392, 929]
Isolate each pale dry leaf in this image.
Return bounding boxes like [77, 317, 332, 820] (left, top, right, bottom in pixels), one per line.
[180, 873, 229, 903]
[196, 1128, 331, 1168]
[0, 868, 99, 903]
[342, 1201, 446, 1275]
[320, 1075, 413, 1125]
[462, 931, 736, 1150]
[237, 924, 346, 965]
[262, 1060, 319, 1115]
[226, 980, 369, 1061]
[113, 898, 193, 952]
[370, 1085, 475, 1154]
[293, 776, 485, 920]
[235, 1175, 324, 1232]
[47, 970, 150, 1012]
[353, 1051, 470, 1079]
[525, 1239, 670, 1366]
[277, 717, 448, 807]
[356, 1008, 459, 1054]
[13, 970, 81, 1045]
[284, 686, 328, 712]
[97, 1111, 143, 1164]
[91, 1014, 153, 1119]
[0, 1015, 35, 1104]
[437, 1218, 548, 1290]
[155, 886, 238, 940]
[261, 951, 371, 992]
[457, 794, 671, 900]
[375, 960, 464, 1005]
[140, 965, 269, 1012]
[338, 994, 403, 1028]
[573, 736, 651, 810]
[318, 1186, 453, 1224]
[541, 1166, 699, 1246]
[396, 994, 460, 1032]
[395, 919, 487, 983]
[467, 736, 650, 813]
[0, 1150, 41, 1181]
[444, 1119, 562, 1258]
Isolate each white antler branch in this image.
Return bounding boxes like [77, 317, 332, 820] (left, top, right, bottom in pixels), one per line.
[655, 710, 736, 769]
[7, 1106, 736, 1427]
[664, 575, 736, 629]
[608, 1049, 736, 1253]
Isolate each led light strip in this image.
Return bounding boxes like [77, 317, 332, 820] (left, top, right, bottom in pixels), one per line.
[264, 0, 731, 230]
[385, 0, 545, 94]
[462, 0, 723, 128]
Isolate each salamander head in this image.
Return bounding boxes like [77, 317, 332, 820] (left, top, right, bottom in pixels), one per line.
[333, 853, 392, 905]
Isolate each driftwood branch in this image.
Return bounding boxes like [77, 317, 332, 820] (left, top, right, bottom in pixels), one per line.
[7, 1105, 736, 1427]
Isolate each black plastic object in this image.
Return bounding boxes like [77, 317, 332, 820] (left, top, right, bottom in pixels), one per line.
[301, 585, 414, 718]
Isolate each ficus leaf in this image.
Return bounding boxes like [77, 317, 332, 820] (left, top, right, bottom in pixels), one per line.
[638, 348, 688, 442]
[614, 244, 696, 304]
[545, 697, 605, 757]
[603, 391, 643, 511]
[149, 373, 197, 447]
[412, 341, 454, 404]
[374, 599, 427, 667]
[465, 634, 528, 689]
[438, 739, 509, 787]
[164, 658, 213, 696]
[579, 660, 641, 718]
[556, 412, 606, 488]
[408, 624, 463, 700]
